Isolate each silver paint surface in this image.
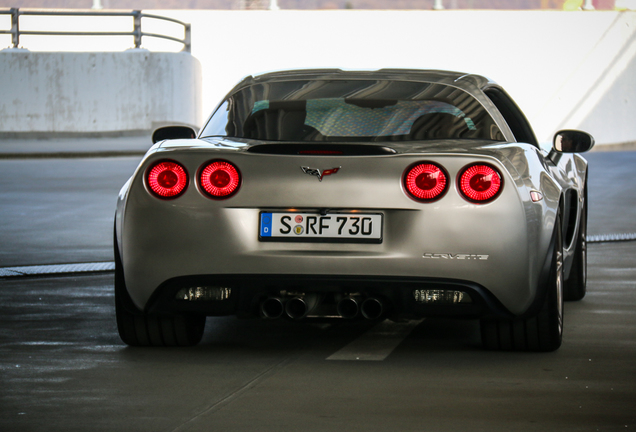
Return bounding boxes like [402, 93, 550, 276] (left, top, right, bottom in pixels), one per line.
[116, 70, 588, 317]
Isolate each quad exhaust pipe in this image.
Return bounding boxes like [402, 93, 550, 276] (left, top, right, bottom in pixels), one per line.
[260, 297, 285, 319]
[360, 297, 384, 320]
[285, 294, 320, 320]
[337, 296, 384, 320]
[260, 294, 321, 320]
[261, 295, 384, 320]
[337, 296, 360, 319]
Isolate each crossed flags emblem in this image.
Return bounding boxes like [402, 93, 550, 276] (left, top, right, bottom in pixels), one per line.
[301, 166, 341, 182]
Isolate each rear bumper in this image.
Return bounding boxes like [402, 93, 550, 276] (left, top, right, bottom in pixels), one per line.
[143, 273, 514, 320]
[118, 150, 554, 317]
[121, 202, 541, 316]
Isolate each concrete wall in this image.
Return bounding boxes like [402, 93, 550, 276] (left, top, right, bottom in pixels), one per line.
[0, 50, 202, 134]
[1, 10, 634, 146]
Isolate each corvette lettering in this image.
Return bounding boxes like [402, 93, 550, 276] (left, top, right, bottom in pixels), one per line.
[301, 166, 341, 182]
[423, 253, 489, 260]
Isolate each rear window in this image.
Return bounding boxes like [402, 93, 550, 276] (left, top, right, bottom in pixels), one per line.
[201, 80, 504, 142]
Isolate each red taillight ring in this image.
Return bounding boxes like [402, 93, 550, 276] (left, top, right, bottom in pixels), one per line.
[199, 160, 241, 199]
[458, 163, 503, 203]
[146, 160, 189, 199]
[403, 162, 449, 202]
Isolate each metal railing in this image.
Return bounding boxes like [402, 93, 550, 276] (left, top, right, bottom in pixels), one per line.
[0, 8, 191, 52]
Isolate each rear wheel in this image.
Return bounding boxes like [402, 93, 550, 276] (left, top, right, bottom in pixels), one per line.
[480, 213, 564, 352]
[114, 230, 205, 347]
[564, 186, 587, 301]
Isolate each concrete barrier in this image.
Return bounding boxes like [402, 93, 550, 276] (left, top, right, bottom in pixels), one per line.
[0, 49, 202, 135]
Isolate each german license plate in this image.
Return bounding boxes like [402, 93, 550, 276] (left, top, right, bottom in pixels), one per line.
[259, 212, 383, 243]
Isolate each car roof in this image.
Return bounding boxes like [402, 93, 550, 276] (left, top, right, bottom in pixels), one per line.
[233, 69, 496, 93]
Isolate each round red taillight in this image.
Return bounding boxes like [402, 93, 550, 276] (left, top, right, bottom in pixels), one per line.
[404, 162, 448, 202]
[458, 164, 503, 203]
[147, 160, 188, 199]
[199, 160, 241, 199]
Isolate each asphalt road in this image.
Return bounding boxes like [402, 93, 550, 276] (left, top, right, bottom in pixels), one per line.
[0, 241, 635, 432]
[0, 156, 141, 267]
[0, 150, 635, 431]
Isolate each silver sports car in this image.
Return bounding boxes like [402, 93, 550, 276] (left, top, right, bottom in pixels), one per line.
[114, 69, 594, 351]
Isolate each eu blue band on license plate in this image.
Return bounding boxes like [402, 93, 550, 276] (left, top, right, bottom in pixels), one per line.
[260, 213, 274, 237]
[259, 212, 383, 243]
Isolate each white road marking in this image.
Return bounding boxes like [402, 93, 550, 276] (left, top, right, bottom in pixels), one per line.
[327, 319, 424, 361]
[0, 262, 115, 277]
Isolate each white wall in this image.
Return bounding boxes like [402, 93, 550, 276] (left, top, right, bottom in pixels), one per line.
[1, 10, 634, 145]
[0, 50, 202, 134]
[159, 9, 635, 146]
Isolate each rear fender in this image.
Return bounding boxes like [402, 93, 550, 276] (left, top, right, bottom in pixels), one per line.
[519, 201, 562, 319]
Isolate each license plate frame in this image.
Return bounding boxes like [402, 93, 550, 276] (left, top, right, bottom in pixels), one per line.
[259, 211, 383, 243]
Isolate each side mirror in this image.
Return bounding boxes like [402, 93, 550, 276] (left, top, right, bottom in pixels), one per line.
[553, 130, 595, 153]
[152, 126, 197, 144]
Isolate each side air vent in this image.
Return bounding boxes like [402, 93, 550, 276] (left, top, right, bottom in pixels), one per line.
[247, 144, 397, 156]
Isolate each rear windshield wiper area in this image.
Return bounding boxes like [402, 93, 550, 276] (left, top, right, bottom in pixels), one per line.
[246, 143, 397, 156]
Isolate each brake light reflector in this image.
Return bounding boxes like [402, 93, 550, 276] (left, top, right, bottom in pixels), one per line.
[404, 162, 448, 201]
[459, 164, 502, 203]
[200, 160, 241, 199]
[147, 161, 188, 199]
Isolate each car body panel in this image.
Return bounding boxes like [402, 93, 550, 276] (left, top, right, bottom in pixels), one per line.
[115, 69, 589, 324]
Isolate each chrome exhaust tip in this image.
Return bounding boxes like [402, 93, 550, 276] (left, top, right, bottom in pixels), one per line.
[285, 294, 320, 320]
[261, 297, 284, 319]
[285, 297, 308, 320]
[361, 297, 384, 320]
[337, 297, 360, 319]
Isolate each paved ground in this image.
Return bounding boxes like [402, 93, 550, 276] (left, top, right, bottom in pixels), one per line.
[0, 156, 141, 267]
[0, 241, 634, 432]
[0, 139, 634, 431]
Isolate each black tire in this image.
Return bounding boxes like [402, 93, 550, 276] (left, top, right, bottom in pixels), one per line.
[114, 230, 206, 347]
[564, 185, 587, 301]
[480, 213, 564, 352]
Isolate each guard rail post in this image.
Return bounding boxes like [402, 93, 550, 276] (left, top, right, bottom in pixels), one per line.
[133, 10, 142, 49]
[10, 8, 19, 48]
[183, 23, 191, 53]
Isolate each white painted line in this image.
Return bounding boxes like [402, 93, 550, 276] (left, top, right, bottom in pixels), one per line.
[0, 262, 115, 278]
[327, 319, 424, 361]
[588, 233, 636, 243]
